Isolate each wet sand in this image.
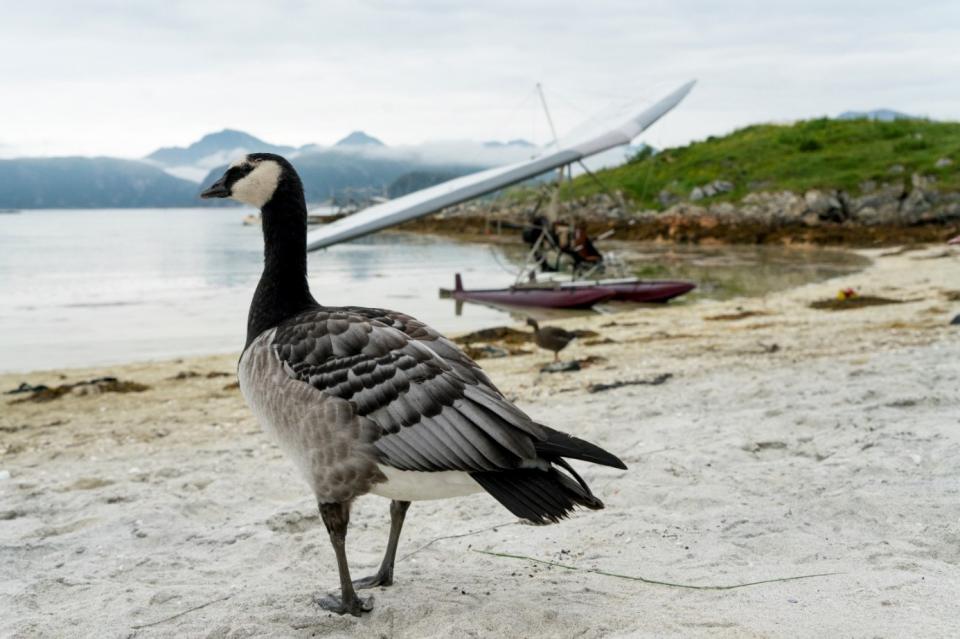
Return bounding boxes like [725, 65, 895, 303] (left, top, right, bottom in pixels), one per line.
[2, 246, 959, 638]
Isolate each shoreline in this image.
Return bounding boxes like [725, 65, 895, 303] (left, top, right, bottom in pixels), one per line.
[2, 245, 959, 637]
[394, 213, 960, 247]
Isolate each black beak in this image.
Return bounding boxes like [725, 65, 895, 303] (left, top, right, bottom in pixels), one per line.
[200, 176, 230, 199]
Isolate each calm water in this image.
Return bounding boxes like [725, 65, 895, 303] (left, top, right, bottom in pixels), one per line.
[0, 209, 868, 372]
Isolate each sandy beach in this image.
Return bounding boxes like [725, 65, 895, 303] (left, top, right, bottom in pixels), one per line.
[2, 245, 959, 638]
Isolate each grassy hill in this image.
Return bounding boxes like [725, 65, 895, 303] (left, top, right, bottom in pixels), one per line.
[562, 117, 960, 209]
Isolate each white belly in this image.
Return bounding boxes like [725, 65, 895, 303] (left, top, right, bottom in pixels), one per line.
[368, 465, 484, 501]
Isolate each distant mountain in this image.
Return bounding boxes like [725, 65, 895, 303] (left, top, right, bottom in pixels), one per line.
[837, 109, 919, 122]
[387, 169, 475, 198]
[483, 139, 535, 148]
[0, 157, 202, 208]
[334, 131, 385, 147]
[200, 150, 482, 204]
[0, 129, 538, 208]
[145, 129, 296, 179]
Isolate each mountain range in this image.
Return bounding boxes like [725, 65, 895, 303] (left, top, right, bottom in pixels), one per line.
[0, 157, 200, 208]
[144, 129, 298, 181]
[0, 130, 536, 209]
[836, 109, 920, 121]
[1, 110, 925, 209]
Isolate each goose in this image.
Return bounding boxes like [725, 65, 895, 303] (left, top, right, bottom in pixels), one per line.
[526, 318, 578, 362]
[201, 154, 626, 617]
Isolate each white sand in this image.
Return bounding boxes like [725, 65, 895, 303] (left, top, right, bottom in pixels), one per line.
[1, 246, 959, 638]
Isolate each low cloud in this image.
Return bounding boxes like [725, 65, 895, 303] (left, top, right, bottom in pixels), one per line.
[310, 140, 539, 168]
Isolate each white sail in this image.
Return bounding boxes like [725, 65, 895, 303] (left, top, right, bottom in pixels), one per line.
[306, 80, 695, 251]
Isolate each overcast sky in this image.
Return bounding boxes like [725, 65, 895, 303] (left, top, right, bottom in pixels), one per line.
[2, 0, 958, 158]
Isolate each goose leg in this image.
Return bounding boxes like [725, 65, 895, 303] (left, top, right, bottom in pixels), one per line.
[354, 500, 410, 589]
[314, 501, 373, 616]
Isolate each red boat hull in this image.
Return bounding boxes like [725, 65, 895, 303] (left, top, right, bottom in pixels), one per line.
[453, 287, 615, 309]
[449, 275, 696, 309]
[566, 280, 697, 303]
[452, 274, 615, 309]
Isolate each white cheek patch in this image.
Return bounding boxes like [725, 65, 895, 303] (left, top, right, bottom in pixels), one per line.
[231, 161, 282, 208]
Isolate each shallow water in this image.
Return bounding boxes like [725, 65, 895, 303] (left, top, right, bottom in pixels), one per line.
[0, 209, 868, 372]
[606, 241, 871, 302]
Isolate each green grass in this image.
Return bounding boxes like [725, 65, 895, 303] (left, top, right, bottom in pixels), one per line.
[559, 118, 960, 210]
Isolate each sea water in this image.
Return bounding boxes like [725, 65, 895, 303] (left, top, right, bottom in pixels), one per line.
[0, 208, 868, 372]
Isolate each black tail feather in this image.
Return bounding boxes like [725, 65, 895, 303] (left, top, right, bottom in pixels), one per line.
[534, 425, 627, 470]
[471, 466, 604, 525]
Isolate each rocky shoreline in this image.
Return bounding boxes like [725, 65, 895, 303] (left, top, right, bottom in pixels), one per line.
[398, 173, 960, 245]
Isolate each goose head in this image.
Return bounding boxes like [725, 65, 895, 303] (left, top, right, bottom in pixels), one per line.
[200, 153, 300, 209]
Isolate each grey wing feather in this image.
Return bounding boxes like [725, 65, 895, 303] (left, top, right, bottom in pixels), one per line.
[272, 307, 546, 473]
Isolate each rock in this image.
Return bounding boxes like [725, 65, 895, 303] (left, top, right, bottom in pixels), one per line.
[935, 157, 953, 168]
[951, 314, 960, 325]
[463, 344, 511, 359]
[850, 183, 906, 225]
[900, 189, 932, 217]
[850, 206, 876, 225]
[889, 164, 905, 174]
[657, 190, 678, 207]
[911, 173, 935, 189]
[540, 361, 581, 373]
[690, 180, 733, 202]
[801, 212, 821, 227]
[707, 202, 737, 219]
[803, 189, 846, 222]
[897, 174, 938, 220]
[740, 191, 807, 224]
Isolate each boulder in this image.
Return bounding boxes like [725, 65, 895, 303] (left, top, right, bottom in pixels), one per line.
[850, 183, 905, 225]
[853, 205, 901, 226]
[658, 189, 678, 207]
[712, 180, 734, 194]
[740, 191, 806, 224]
[803, 189, 846, 222]
[689, 179, 733, 202]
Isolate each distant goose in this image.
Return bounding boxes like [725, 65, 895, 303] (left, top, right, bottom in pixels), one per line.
[526, 318, 578, 361]
[201, 155, 626, 617]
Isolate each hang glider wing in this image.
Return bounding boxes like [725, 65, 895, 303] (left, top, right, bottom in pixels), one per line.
[306, 80, 695, 251]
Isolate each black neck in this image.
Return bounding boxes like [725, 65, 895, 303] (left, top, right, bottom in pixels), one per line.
[245, 179, 317, 348]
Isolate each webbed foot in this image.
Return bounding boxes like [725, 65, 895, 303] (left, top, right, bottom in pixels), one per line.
[313, 592, 374, 616]
[352, 570, 393, 590]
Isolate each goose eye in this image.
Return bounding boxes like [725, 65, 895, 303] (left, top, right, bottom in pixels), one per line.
[227, 165, 252, 182]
